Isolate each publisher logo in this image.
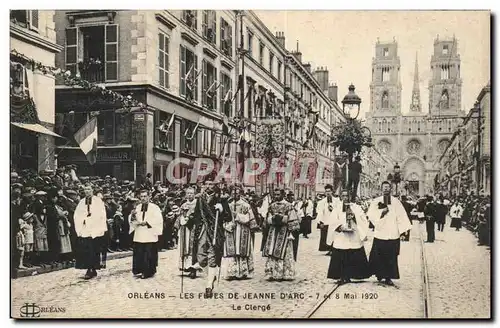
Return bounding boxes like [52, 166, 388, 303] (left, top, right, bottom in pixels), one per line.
[19, 303, 40, 318]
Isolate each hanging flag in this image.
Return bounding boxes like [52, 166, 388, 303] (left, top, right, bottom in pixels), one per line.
[222, 114, 230, 136]
[187, 119, 200, 140]
[185, 64, 194, 80]
[243, 84, 252, 102]
[74, 117, 98, 165]
[183, 122, 191, 137]
[206, 80, 221, 95]
[223, 88, 232, 103]
[166, 112, 176, 131]
[238, 128, 251, 144]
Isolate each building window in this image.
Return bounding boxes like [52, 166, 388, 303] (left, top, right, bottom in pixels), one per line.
[247, 30, 253, 57]
[65, 24, 118, 82]
[158, 32, 170, 89]
[202, 59, 218, 110]
[182, 120, 198, 154]
[442, 45, 449, 55]
[202, 10, 216, 44]
[180, 45, 198, 102]
[277, 60, 282, 82]
[269, 52, 274, 75]
[10, 62, 29, 98]
[182, 10, 197, 30]
[155, 111, 175, 151]
[383, 47, 389, 57]
[10, 10, 38, 31]
[440, 89, 449, 109]
[220, 18, 232, 57]
[381, 67, 390, 82]
[220, 72, 232, 117]
[259, 42, 265, 65]
[381, 91, 389, 109]
[441, 64, 450, 80]
[96, 111, 131, 145]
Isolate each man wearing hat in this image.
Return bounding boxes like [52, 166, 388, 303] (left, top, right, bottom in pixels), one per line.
[73, 184, 108, 279]
[347, 156, 363, 202]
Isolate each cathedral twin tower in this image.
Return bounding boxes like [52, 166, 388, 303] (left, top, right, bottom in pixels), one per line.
[366, 35, 463, 196]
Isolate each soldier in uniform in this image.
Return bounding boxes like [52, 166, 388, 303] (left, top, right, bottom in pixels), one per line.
[222, 186, 259, 280]
[262, 189, 300, 281]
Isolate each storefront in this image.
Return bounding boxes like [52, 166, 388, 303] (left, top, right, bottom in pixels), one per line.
[57, 146, 133, 180]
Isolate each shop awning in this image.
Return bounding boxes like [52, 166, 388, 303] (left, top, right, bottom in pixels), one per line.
[11, 122, 65, 138]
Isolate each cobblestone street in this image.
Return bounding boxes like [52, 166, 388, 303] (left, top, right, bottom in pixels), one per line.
[12, 230, 334, 318]
[422, 218, 491, 318]
[11, 220, 491, 319]
[310, 222, 425, 318]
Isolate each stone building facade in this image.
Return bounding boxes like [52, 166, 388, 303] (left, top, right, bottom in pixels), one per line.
[366, 36, 464, 197]
[436, 82, 491, 197]
[10, 10, 63, 172]
[53, 10, 343, 191]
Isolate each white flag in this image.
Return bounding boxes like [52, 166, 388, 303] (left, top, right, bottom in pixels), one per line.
[224, 88, 232, 103]
[185, 64, 194, 80]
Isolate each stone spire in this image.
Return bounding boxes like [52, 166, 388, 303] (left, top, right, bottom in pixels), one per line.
[410, 51, 421, 112]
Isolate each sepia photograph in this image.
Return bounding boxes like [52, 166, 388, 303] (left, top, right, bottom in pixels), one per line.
[9, 8, 491, 319]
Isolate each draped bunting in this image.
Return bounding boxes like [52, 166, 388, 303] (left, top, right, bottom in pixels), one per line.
[10, 96, 40, 124]
[10, 49, 145, 111]
[293, 150, 317, 187]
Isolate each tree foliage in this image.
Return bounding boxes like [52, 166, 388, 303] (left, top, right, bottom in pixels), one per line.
[331, 119, 373, 157]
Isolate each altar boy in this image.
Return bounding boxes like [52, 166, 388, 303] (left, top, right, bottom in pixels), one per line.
[130, 189, 164, 279]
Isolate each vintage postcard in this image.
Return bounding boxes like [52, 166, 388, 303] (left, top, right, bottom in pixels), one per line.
[10, 9, 490, 319]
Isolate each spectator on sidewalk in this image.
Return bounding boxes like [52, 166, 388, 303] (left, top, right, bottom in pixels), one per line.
[424, 196, 436, 243]
[434, 196, 448, 232]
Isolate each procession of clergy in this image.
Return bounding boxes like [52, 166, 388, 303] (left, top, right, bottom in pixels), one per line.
[74, 179, 411, 297]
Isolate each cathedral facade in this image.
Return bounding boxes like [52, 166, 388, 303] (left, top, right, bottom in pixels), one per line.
[366, 36, 464, 197]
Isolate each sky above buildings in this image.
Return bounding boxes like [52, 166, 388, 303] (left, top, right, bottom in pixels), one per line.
[254, 10, 490, 118]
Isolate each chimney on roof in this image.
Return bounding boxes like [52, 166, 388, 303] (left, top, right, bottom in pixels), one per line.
[292, 40, 302, 62]
[328, 83, 338, 102]
[313, 66, 329, 94]
[303, 63, 311, 73]
[275, 31, 285, 48]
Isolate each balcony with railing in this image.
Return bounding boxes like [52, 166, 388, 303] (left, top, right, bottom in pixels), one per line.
[78, 58, 104, 83]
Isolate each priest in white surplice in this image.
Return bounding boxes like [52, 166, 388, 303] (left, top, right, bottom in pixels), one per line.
[129, 190, 163, 279]
[325, 189, 371, 285]
[73, 184, 107, 280]
[366, 181, 412, 286]
[316, 184, 341, 252]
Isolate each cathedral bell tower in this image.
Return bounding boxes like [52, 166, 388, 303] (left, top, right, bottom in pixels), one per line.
[428, 35, 462, 116]
[369, 38, 402, 116]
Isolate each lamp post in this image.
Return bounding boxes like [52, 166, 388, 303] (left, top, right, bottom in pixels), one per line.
[341, 84, 361, 120]
[340, 84, 361, 201]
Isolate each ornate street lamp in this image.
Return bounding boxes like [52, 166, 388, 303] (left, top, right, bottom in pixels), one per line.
[341, 84, 362, 120]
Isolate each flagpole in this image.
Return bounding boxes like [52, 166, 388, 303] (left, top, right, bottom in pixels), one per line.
[238, 11, 246, 186]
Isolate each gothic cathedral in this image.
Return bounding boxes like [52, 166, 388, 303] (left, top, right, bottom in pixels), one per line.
[366, 36, 464, 197]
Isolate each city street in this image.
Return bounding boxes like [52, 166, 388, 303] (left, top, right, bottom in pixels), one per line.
[11, 220, 491, 319]
[423, 219, 491, 318]
[13, 229, 333, 319]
